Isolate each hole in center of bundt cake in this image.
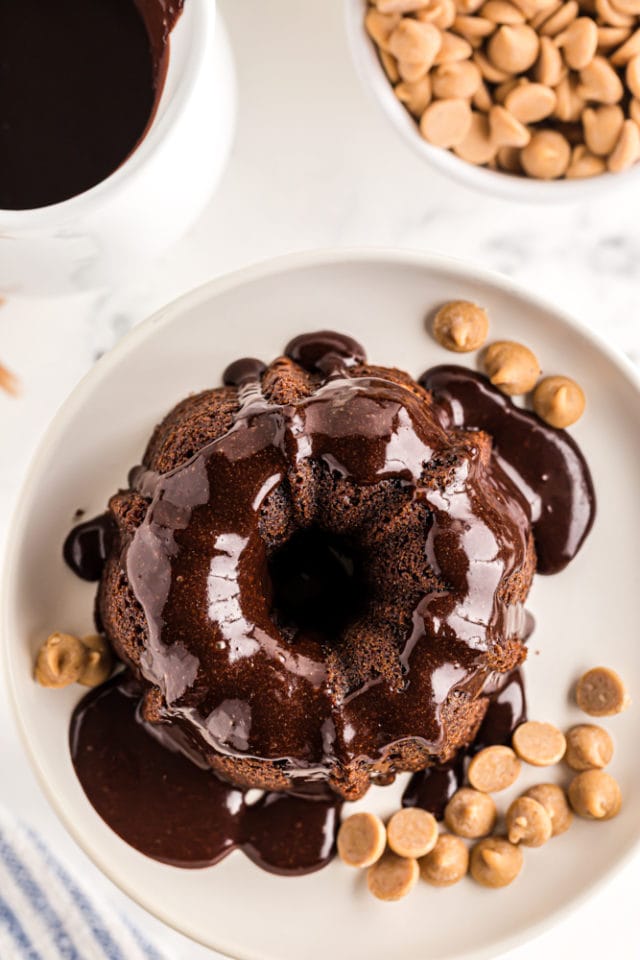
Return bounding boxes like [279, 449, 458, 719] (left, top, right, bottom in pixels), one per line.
[268, 527, 368, 642]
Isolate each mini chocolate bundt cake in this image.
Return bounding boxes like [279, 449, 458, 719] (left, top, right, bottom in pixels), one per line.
[98, 331, 536, 801]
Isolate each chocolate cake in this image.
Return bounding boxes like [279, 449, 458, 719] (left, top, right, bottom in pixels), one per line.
[90, 330, 548, 801]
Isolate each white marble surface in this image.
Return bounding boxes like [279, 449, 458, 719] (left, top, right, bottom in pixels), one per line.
[1, 1, 639, 958]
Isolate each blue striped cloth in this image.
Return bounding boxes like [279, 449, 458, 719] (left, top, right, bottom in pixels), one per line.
[0, 808, 167, 960]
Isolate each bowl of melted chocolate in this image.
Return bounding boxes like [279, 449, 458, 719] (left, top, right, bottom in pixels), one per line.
[4, 252, 640, 960]
[0, 0, 235, 294]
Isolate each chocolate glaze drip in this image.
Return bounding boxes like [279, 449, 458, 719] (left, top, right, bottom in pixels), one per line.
[0, 0, 183, 210]
[223, 358, 267, 387]
[122, 338, 532, 774]
[63, 513, 115, 582]
[285, 331, 367, 374]
[70, 675, 340, 874]
[402, 669, 526, 818]
[420, 366, 596, 574]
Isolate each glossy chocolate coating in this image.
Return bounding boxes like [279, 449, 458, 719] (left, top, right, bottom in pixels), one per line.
[122, 336, 532, 772]
[402, 669, 527, 818]
[70, 674, 340, 873]
[0, 0, 183, 210]
[63, 513, 115, 582]
[420, 366, 595, 575]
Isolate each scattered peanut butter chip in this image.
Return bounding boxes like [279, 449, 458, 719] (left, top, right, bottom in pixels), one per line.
[506, 796, 552, 846]
[35, 632, 89, 688]
[419, 833, 469, 886]
[78, 634, 113, 687]
[483, 340, 541, 396]
[337, 812, 387, 868]
[468, 745, 522, 792]
[432, 300, 490, 352]
[524, 783, 573, 836]
[445, 787, 497, 838]
[0, 362, 20, 397]
[470, 837, 523, 887]
[420, 98, 473, 148]
[387, 808, 438, 858]
[533, 375, 585, 428]
[565, 724, 614, 771]
[568, 770, 622, 820]
[367, 851, 420, 901]
[575, 666, 630, 717]
[512, 721, 567, 766]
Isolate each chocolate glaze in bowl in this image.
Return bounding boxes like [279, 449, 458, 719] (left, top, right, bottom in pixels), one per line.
[0, 0, 184, 210]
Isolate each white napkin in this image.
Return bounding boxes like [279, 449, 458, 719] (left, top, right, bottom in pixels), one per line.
[0, 807, 168, 960]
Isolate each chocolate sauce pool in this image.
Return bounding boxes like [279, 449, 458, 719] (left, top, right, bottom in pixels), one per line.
[70, 675, 340, 872]
[65, 332, 595, 874]
[0, 0, 184, 210]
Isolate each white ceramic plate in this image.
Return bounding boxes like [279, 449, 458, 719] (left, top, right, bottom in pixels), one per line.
[3, 250, 640, 960]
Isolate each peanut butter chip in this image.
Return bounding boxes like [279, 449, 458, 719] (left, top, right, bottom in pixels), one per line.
[512, 721, 567, 766]
[578, 56, 624, 104]
[421, 98, 473, 147]
[559, 17, 598, 69]
[395, 76, 433, 116]
[387, 808, 439, 858]
[565, 724, 614, 771]
[445, 787, 497, 837]
[367, 852, 420, 901]
[525, 783, 573, 835]
[608, 119, 640, 172]
[582, 105, 625, 156]
[419, 834, 469, 886]
[389, 19, 442, 66]
[506, 796, 553, 846]
[365, 10, 401, 51]
[489, 104, 531, 146]
[432, 61, 482, 99]
[505, 82, 557, 122]
[78, 634, 113, 687]
[453, 110, 497, 163]
[575, 667, 630, 716]
[566, 146, 607, 179]
[568, 770, 622, 820]
[521, 130, 571, 178]
[533, 376, 585, 427]
[470, 837, 523, 887]
[488, 24, 540, 72]
[468, 745, 522, 792]
[432, 300, 490, 351]
[483, 340, 541, 395]
[35, 632, 89, 688]
[337, 812, 386, 868]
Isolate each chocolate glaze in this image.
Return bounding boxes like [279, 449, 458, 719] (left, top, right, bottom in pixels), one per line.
[223, 358, 267, 387]
[122, 336, 533, 775]
[285, 331, 367, 374]
[70, 675, 340, 873]
[402, 669, 526, 817]
[63, 513, 115, 582]
[65, 333, 595, 874]
[420, 366, 596, 575]
[0, 0, 183, 210]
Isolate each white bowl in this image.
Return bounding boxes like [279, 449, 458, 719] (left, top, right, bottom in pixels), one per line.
[344, 0, 640, 203]
[0, 1, 236, 296]
[3, 249, 640, 960]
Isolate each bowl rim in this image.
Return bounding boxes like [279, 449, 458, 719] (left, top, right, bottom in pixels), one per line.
[3, 247, 640, 960]
[0, 0, 214, 225]
[343, 0, 640, 204]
